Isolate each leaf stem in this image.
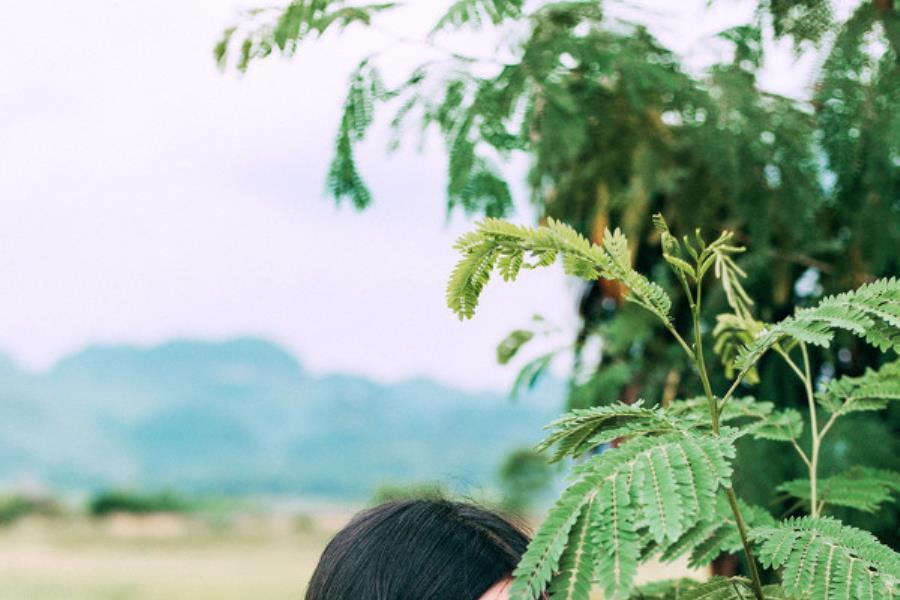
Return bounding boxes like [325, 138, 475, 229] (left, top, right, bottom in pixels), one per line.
[790, 438, 812, 469]
[664, 322, 696, 361]
[818, 412, 839, 441]
[690, 279, 764, 600]
[800, 343, 820, 518]
[725, 488, 765, 600]
[692, 282, 719, 434]
[776, 342, 822, 517]
[774, 345, 805, 382]
[717, 366, 751, 412]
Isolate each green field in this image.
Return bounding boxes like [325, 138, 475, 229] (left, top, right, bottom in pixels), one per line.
[0, 513, 704, 598]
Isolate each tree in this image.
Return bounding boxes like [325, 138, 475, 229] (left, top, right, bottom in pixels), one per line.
[216, 0, 900, 546]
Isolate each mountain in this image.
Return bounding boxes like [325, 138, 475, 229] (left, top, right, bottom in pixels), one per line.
[0, 338, 563, 499]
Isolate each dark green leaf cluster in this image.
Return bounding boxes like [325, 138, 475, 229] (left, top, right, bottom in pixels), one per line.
[764, 0, 835, 45]
[813, 3, 900, 279]
[431, 0, 523, 34]
[220, 0, 899, 294]
[326, 60, 390, 208]
[215, 1, 396, 72]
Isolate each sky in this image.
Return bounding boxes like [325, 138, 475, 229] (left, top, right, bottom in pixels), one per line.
[0, 0, 827, 390]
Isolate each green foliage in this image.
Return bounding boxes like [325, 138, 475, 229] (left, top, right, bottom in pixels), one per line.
[221, 0, 899, 444]
[752, 516, 900, 599]
[431, 0, 523, 34]
[448, 216, 900, 599]
[632, 576, 790, 600]
[779, 467, 900, 514]
[657, 494, 776, 570]
[498, 448, 555, 512]
[668, 396, 804, 443]
[817, 359, 900, 415]
[0, 495, 61, 526]
[497, 329, 535, 364]
[735, 278, 900, 371]
[510, 352, 554, 400]
[88, 490, 190, 517]
[215, 1, 396, 72]
[326, 59, 391, 208]
[512, 419, 736, 599]
[765, 0, 834, 44]
[537, 400, 704, 461]
[447, 218, 670, 322]
[219, 0, 900, 250]
[218, 0, 900, 594]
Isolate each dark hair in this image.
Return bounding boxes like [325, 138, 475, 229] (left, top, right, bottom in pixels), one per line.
[305, 499, 531, 600]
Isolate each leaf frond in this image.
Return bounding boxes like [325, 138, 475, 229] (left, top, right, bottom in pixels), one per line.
[816, 359, 900, 415]
[511, 432, 736, 599]
[751, 516, 900, 599]
[536, 400, 704, 462]
[431, 0, 524, 34]
[736, 278, 900, 371]
[447, 219, 672, 322]
[778, 467, 900, 514]
[218, 1, 396, 71]
[669, 396, 803, 443]
[632, 576, 790, 600]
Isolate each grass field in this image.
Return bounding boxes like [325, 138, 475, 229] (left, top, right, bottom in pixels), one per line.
[0, 512, 340, 600]
[0, 512, 705, 599]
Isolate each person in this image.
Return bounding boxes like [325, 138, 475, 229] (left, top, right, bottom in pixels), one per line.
[304, 498, 533, 600]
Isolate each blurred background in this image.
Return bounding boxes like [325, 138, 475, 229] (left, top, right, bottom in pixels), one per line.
[0, 0, 897, 598]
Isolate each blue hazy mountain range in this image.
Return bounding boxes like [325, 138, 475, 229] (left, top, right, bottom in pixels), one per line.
[0, 338, 564, 499]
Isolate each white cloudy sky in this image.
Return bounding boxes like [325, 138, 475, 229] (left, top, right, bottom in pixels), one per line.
[0, 1, 828, 390]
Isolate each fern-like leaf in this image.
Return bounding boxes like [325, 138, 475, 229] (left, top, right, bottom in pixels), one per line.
[326, 59, 389, 208]
[510, 352, 554, 399]
[511, 431, 736, 599]
[594, 471, 640, 598]
[713, 314, 763, 383]
[629, 577, 788, 599]
[643, 577, 790, 600]
[816, 359, 900, 415]
[497, 329, 535, 364]
[627, 578, 705, 599]
[778, 467, 900, 514]
[743, 408, 804, 442]
[657, 494, 775, 569]
[509, 478, 593, 600]
[431, 0, 523, 34]
[217, 1, 396, 71]
[669, 396, 803, 443]
[549, 493, 597, 600]
[735, 278, 900, 371]
[536, 401, 702, 462]
[752, 516, 900, 599]
[447, 219, 671, 322]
